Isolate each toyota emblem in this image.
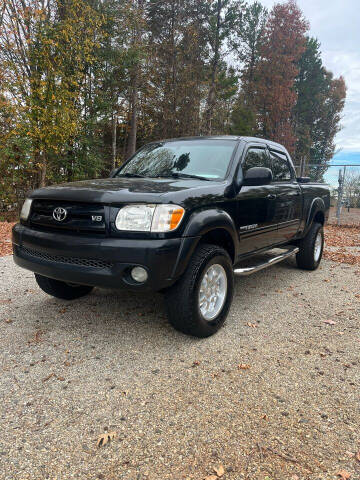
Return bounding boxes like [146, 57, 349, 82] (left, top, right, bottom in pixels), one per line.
[53, 206, 68, 222]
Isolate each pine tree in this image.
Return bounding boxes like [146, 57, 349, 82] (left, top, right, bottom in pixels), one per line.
[146, 0, 208, 139]
[235, 1, 267, 104]
[230, 1, 267, 136]
[294, 37, 346, 175]
[202, 0, 243, 134]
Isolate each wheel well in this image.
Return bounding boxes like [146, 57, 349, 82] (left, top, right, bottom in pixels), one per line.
[314, 211, 325, 225]
[199, 229, 235, 263]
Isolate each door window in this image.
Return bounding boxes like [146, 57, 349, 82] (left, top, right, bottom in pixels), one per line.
[270, 150, 292, 181]
[242, 148, 271, 173]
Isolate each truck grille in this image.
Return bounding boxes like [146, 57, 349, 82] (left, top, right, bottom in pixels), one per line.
[18, 246, 113, 269]
[30, 200, 106, 234]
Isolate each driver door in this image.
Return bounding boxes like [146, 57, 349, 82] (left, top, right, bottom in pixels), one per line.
[236, 144, 278, 255]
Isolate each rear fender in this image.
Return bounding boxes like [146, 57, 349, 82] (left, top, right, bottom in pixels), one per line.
[304, 197, 325, 235]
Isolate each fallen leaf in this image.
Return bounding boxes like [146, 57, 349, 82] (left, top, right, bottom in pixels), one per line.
[97, 431, 117, 447]
[214, 465, 225, 477]
[0, 299, 12, 304]
[337, 470, 351, 480]
[29, 329, 44, 344]
[323, 320, 337, 325]
[42, 373, 55, 382]
[204, 476, 217, 480]
[238, 363, 251, 370]
[0, 222, 16, 256]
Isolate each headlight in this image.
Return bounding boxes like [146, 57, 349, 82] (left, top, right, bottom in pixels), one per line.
[20, 198, 33, 221]
[115, 204, 185, 232]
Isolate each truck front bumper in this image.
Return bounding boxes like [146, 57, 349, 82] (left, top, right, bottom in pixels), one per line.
[12, 224, 199, 291]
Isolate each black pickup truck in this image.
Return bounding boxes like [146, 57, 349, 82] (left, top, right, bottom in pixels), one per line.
[13, 136, 330, 337]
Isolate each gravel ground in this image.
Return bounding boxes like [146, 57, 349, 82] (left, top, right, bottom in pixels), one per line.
[1, 255, 359, 480]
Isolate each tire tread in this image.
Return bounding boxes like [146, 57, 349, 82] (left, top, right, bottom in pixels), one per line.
[164, 243, 233, 337]
[296, 222, 323, 270]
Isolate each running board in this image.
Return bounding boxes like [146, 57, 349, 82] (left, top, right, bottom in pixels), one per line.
[234, 246, 299, 276]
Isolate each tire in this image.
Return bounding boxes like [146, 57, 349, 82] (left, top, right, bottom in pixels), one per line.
[164, 243, 234, 337]
[296, 222, 324, 271]
[35, 274, 94, 300]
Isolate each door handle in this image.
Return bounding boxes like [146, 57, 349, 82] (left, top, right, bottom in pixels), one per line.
[267, 194, 277, 200]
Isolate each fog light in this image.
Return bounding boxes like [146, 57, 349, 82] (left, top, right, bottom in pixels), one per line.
[131, 266, 148, 283]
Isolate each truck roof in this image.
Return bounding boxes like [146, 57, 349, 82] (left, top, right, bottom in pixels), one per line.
[154, 135, 287, 152]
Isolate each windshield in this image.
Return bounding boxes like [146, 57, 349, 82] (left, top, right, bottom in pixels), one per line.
[116, 140, 237, 181]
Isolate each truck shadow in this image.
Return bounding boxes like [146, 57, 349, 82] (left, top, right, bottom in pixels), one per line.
[20, 257, 305, 348]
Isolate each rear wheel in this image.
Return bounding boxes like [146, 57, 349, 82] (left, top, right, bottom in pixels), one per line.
[35, 274, 93, 300]
[164, 244, 234, 337]
[296, 222, 324, 270]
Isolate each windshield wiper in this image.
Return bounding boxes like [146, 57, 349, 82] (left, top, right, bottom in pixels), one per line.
[117, 172, 147, 178]
[166, 172, 211, 181]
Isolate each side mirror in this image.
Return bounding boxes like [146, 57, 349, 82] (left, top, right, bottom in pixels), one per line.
[109, 167, 120, 178]
[297, 176, 310, 183]
[243, 167, 273, 186]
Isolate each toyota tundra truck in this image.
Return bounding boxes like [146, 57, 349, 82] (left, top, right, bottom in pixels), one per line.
[13, 136, 330, 337]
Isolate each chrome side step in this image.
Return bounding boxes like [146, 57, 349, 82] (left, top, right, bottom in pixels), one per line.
[234, 246, 299, 276]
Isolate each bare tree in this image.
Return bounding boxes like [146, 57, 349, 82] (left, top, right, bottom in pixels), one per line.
[343, 169, 360, 208]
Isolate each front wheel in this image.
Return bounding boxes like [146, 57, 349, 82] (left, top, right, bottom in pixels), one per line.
[164, 244, 234, 337]
[35, 274, 94, 300]
[296, 222, 324, 270]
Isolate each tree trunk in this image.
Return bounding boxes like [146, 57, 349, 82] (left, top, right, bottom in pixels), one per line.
[37, 151, 47, 188]
[203, 0, 221, 135]
[111, 111, 117, 169]
[125, 0, 145, 159]
[126, 74, 138, 159]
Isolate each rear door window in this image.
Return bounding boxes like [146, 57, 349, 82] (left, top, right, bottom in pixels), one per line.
[270, 150, 292, 181]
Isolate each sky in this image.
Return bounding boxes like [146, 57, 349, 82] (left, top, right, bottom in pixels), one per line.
[261, 0, 360, 163]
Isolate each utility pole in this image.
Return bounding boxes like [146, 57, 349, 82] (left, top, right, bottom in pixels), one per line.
[300, 157, 305, 177]
[336, 166, 347, 226]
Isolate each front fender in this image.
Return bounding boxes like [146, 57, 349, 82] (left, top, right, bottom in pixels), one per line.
[183, 208, 238, 242]
[170, 208, 238, 280]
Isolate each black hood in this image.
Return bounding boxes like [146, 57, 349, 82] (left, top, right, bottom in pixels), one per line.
[30, 177, 228, 206]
